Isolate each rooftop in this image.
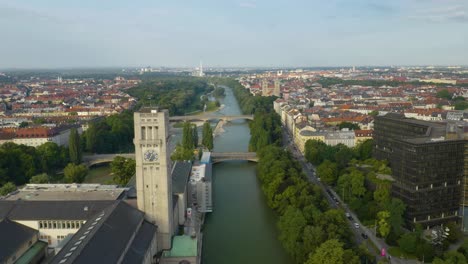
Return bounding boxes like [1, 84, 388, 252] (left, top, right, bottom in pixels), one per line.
[0, 219, 37, 262]
[172, 161, 192, 194]
[3, 184, 127, 201]
[162, 235, 198, 258]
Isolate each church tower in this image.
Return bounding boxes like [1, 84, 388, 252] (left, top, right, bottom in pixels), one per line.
[273, 79, 281, 97]
[261, 79, 269, 96]
[134, 108, 173, 250]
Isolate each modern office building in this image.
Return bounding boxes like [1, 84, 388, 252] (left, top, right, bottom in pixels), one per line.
[374, 113, 466, 228]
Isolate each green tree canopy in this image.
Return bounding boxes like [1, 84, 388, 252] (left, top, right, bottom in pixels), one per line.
[436, 89, 452, 100]
[0, 182, 16, 196]
[306, 239, 345, 264]
[202, 122, 214, 151]
[30, 173, 49, 184]
[317, 160, 338, 185]
[110, 156, 136, 185]
[338, 122, 360, 130]
[377, 210, 391, 238]
[69, 128, 82, 164]
[63, 163, 88, 183]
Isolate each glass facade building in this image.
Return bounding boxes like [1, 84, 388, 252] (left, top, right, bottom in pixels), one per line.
[374, 113, 466, 228]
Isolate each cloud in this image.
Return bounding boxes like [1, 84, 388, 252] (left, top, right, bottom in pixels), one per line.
[409, 5, 468, 22]
[366, 3, 398, 14]
[239, 2, 256, 9]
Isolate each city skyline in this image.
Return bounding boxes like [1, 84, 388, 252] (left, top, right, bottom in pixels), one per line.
[0, 0, 468, 68]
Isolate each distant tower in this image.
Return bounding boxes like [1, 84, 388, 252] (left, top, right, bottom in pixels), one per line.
[273, 79, 281, 97]
[352, 66, 356, 72]
[261, 79, 269, 96]
[134, 109, 173, 250]
[199, 61, 204, 77]
[57, 76, 62, 83]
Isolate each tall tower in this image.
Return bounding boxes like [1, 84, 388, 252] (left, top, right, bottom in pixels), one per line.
[273, 79, 281, 97]
[134, 108, 173, 250]
[199, 61, 204, 77]
[261, 79, 269, 96]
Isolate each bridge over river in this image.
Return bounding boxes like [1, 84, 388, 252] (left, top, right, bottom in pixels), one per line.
[83, 152, 257, 166]
[169, 114, 253, 123]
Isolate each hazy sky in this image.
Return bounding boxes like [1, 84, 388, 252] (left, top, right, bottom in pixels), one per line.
[0, 0, 467, 68]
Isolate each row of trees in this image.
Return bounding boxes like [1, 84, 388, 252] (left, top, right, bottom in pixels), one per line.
[171, 121, 214, 161]
[226, 78, 365, 263]
[0, 142, 69, 188]
[81, 110, 134, 154]
[249, 111, 282, 151]
[212, 77, 276, 114]
[258, 145, 360, 264]
[126, 78, 212, 115]
[305, 139, 373, 169]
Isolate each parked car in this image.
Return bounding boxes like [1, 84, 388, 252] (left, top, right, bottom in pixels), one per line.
[345, 212, 351, 218]
[361, 233, 368, 239]
[354, 223, 360, 229]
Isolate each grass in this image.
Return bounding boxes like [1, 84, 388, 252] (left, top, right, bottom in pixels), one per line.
[388, 247, 417, 260]
[84, 165, 114, 184]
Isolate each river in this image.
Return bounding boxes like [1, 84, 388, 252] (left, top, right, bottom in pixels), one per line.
[201, 86, 291, 264]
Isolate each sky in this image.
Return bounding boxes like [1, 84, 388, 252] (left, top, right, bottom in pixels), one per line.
[0, 0, 467, 68]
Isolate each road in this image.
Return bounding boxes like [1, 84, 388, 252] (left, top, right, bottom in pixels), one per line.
[281, 128, 417, 264]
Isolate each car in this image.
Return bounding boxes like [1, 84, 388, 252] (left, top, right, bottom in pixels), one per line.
[361, 233, 368, 239]
[354, 223, 360, 229]
[345, 212, 350, 218]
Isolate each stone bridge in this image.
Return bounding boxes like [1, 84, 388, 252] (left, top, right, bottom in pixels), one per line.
[211, 152, 258, 163]
[83, 153, 135, 167]
[169, 114, 253, 123]
[83, 152, 257, 166]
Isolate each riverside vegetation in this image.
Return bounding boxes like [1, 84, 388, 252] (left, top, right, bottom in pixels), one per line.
[213, 78, 369, 264]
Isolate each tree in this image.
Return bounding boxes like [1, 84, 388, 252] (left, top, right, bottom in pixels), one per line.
[436, 89, 452, 100]
[334, 145, 354, 169]
[305, 140, 328, 165]
[182, 122, 194, 149]
[171, 143, 194, 161]
[63, 163, 88, 183]
[213, 86, 225, 97]
[354, 139, 373, 160]
[385, 198, 406, 236]
[69, 128, 82, 164]
[302, 225, 325, 258]
[85, 123, 97, 153]
[398, 233, 418, 254]
[369, 110, 379, 117]
[202, 122, 214, 150]
[433, 251, 467, 264]
[346, 169, 366, 197]
[377, 210, 391, 238]
[192, 124, 198, 148]
[30, 173, 49, 184]
[317, 160, 338, 185]
[110, 156, 136, 185]
[374, 183, 391, 206]
[306, 239, 345, 264]
[0, 182, 16, 195]
[37, 142, 66, 173]
[454, 101, 468, 110]
[338, 122, 360, 130]
[19, 121, 29, 128]
[277, 206, 307, 263]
